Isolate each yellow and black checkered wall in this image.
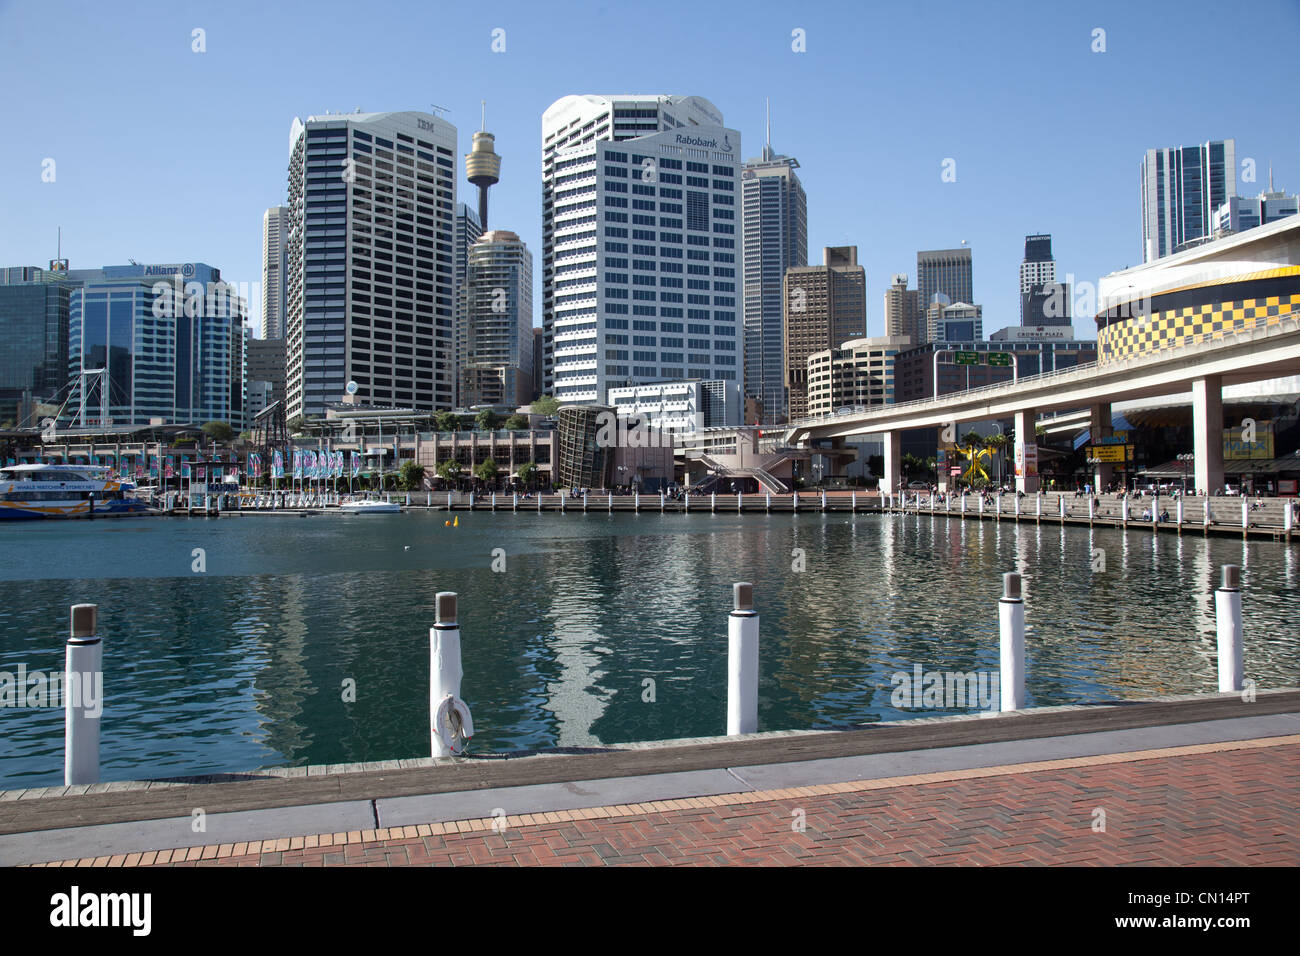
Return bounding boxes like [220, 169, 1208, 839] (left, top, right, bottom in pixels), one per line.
[1097, 267, 1300, 363]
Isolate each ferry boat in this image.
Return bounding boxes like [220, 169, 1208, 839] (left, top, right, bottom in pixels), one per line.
[0, 464, 155, 520]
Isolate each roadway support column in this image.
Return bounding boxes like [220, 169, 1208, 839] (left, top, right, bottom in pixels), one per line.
[1089, 402, 1114, 492]
[1013, 408, 1039, 493]
[1192, 375, 1225, 496]
[882, 430, 901, 502]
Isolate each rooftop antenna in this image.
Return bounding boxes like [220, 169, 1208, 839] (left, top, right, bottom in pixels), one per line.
[481, 99, 486, 132]
[764, 97, 773, 161]
[429, 103, 450, 118]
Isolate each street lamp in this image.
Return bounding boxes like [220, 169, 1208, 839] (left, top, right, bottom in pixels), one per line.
[1176, 452, 1195, 496]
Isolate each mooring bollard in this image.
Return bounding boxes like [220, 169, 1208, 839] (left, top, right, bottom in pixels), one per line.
[1215, 565, 1243, 692]
[1059, 496, 1066, 520]
[821, 490, 827, 512]
[1203, 498, 1211, 527]
[634, 490, 640, 512]
[430, 592, 472, 758]
[710, 491, 716, 513]
[608, 492, 613, 512]
[512, 492, 518, 512]
[999, 573, 1026, 712]
[727, 582, 759, 735]
[1121, 497, 1129, 526]
[1177, 498, 1183, 531]
[1088, 496, 1095, 524]
[1241, 497, 1248, 531]
[766, 492, 771, 513]
[660, 490, 665, 512]
[1285, 502, 1294, 540]
[793, 491, 800, 513]
[447, 492, 453, 511]
[65, 603, 102, 786]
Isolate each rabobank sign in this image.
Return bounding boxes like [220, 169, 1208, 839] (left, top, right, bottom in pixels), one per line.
[675, 132, 733, 153]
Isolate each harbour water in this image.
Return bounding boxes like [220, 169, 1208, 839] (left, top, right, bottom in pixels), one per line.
[1, 511, 1297, 788]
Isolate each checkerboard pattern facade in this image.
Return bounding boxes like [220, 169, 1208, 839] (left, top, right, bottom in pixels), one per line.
[1099, 268, 1300, 363]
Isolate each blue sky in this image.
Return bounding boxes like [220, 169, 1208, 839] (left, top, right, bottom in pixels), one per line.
[3, 0, 1298, 339]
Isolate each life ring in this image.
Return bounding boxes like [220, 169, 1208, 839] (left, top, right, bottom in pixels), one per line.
[434, 694, 474, 753]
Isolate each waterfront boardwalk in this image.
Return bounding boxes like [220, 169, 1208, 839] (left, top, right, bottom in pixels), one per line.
[3, 689, 1297, 867]
[193, 489, 1297, 541]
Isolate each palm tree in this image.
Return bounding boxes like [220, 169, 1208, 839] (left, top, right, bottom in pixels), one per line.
[984, 433, 1009, 487]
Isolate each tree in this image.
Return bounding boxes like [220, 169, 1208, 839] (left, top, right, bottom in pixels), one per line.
[435, 411, 460, 434]
[474, 457, 498, 487]
[504, 413, 529, 430]
[202, 421, 234, 444]
[475, 409, 500, 431]
[531, 395, 560, 416]
[436, 459, 463, 488]
[399, 460, 426, 491]
[288, 415, 306, 435]
[516, 461, 538, 489]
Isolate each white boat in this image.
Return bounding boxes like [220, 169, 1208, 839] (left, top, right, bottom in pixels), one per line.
[0, 464, 155, 520]
[339, 498, 401, 514]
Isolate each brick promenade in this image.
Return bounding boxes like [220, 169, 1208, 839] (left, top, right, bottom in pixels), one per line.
[31, 736, 1300, 867]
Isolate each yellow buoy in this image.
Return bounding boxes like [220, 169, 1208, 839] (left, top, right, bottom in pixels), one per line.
[453, 516, 459, 527]
[444, 520, 451, 526]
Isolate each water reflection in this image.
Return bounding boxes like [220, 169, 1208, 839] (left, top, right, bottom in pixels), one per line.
[0, 513, 1297, 788]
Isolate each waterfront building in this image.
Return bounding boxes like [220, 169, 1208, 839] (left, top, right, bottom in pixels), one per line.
[805, 335, 909, 416]
[783, 246, 866, 420]
[884, 274, 924, 343]
[917, 246, 973, 315]
[742, 139, 807, 425]
[261, 205, 289, 339]
[1141, 139, 1236, 261]
[285, 110, 458, 418]
[62, 263, 247, 429]
[540, 94, 741, 402]
[607, 378, 742, 437]
[459, 230, 534, 408]
[555, 404, 614, 488]
[0, 266, 72, 425]
[1020, 234, 1071, 327]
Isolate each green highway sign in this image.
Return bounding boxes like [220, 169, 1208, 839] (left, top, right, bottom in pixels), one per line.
[986, 352, 1012, 367]
[954, 351, 980, 365]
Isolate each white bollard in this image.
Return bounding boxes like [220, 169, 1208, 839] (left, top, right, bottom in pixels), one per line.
[711, 491, 716, 513]
[961, 494, 967, 515]
[447, 492, 453, 511]
[979, 495, 985, 516]
[1214, 565, 1244, 693]
[1285, 502, 1294, 536]
[1241, 497, 1248, 530]
[1177, 499, 1183, 527]
[766, 493, 771, 513]
[427, 492, 432, 507]
[852, 491, 857, 512]
[793, 491, 800, 512]
[1121, 498, 1129, 525]
[539, 492, 543, 512]
[1014, 494, 1020, 518]
[660, 490, 665, 511]
[1088, 496, 1095, 523]
[1059, 496, 1065, 520]
[583, 492, 588, 512]
[513, 492, 518, 512]
[1204, 498, 1211, 526]
[999, 573, 1026, 712]
[65, 603, 102, 786]
[609, 492, 613, 512]
[727, 583, 759, 736]
[737, 492, 742, 512]
[634, 490, 640, 512]
[430, 592, 464, 758]
[821, 491, 827, 512]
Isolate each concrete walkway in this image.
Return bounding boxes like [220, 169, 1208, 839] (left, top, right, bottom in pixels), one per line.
[3, 690, 1298, 867]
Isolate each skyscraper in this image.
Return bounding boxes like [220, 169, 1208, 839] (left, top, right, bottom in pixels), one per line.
[261, 205, 288, 339]
[742, 138, 807, 425]
[1019, 234, 1070, 327]
[285, 110, 458, 419]
[1141, 139, 1236, 261]
[883, 273, 922, 343]
[459, 230, 534, 408]
[64, 263, 246, 428]
[452, 202, 484, 405]
[917, 247, 973, 314]
[541, 94, 741, 403]
[0, 267, 71, 425]
[783, 246, 866, 421]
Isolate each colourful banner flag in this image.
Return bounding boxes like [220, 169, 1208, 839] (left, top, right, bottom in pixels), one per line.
[273, 449, 284, 479]
[165, 457, 175, 479]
